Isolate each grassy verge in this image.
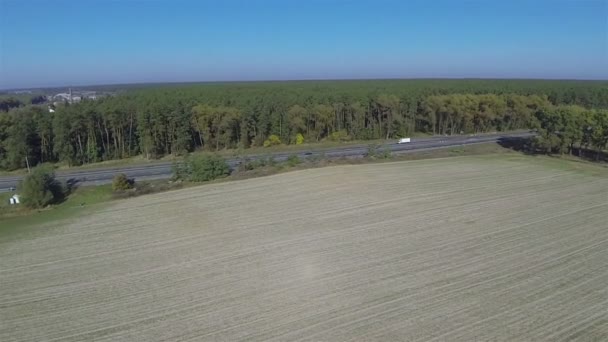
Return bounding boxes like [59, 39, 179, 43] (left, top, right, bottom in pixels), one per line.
[0, 185, 114, 234]
[2, 142, 605, 232]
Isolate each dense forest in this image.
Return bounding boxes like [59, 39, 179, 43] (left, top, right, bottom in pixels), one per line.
[1, 79, 607, 170]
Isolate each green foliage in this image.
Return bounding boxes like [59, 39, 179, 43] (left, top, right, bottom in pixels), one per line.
[174, 155, 230, 182]
[286, 154, 301, 167]
[18, 165, 63, 208]
[111, 173, 134, 192]
[307, 152, 326, 164]
[531, 106, 608, 158]
[365, 144, 392, 159]
[366, 144, 380, 158]
[237, 155, 278, 171]
[260, 156, 277, 167]
[295, 133, 305, 145]
[112, 180, 184, 199]
[329, 130, 351, 141]
[2, 80, 608, 170]
[263, 134, 282, 147]
[380, 146, 393, 159]
[0, 97, 23, 112]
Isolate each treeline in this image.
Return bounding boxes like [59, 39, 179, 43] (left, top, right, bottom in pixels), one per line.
[533, 106, 608, 159]
[1, 80, 607, 170]
[0, 95, 46, 112]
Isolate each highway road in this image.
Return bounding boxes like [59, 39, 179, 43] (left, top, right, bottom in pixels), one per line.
[0, 132, 532, 192]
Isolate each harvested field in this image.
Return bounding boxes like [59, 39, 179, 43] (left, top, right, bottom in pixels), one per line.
[1, 156, 607, 341]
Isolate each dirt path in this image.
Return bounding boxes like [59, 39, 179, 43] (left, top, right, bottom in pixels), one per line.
[1, 156, 607, 341]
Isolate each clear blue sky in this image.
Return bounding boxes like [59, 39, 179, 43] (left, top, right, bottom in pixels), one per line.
[0, 0, 606, 89]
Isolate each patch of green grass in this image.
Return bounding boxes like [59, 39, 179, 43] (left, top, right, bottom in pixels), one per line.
[0, 185, 113, 235]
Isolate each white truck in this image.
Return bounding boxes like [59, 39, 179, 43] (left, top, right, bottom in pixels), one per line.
[398, 137, 411, 144]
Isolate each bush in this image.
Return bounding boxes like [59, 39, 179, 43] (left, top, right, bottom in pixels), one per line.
[18, 165, 63, 208]
[236, 155, 280, 172]
[112, 173, 134, 192]
[380, 146, 393, 159]
[366, 144, 380, 158]
[263, 134, 282, 147]
[329, 130, 351, 141]
[264, 156, 277, 167]
[295, 133, 305, 145]
[286, 154, 301, 167]
[112, 181, 184, 199]
[237, 158, 255, 172]
[174, 154, 230, 182]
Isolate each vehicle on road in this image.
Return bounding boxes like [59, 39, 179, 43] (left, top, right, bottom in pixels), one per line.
[398, 138, 411, 144]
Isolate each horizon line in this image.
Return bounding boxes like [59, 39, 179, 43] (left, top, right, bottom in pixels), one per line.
[2, 76, 608, 92]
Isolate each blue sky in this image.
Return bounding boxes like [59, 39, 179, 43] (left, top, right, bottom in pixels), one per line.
[0, 0, 606, 89]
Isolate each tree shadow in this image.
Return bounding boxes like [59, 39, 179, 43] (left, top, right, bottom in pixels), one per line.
[64, 178, 80, 196]
[52, 178, 80, 205]
[497, 137, 607, 163]
[570, 147, 608, 163]
[497, 137, 535, 155]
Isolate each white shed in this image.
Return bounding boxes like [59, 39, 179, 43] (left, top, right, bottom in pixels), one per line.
[9, 194, 20, 205]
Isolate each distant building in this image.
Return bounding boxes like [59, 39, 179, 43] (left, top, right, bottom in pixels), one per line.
[53, 93, 71, 102]
[52, 89, 98, 103]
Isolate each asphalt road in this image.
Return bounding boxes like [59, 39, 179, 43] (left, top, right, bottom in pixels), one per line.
[0, 132, 532, 192]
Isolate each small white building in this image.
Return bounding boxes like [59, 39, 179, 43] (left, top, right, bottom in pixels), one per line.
[8, 194, 20, 205]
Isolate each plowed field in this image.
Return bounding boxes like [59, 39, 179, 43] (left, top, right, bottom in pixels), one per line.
[1, 156, 607, 341]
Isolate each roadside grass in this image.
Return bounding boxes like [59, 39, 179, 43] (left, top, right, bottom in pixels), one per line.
[0, 179, 198, 233]
[0, 185, 113, 234]
[1, 142, 605, 233]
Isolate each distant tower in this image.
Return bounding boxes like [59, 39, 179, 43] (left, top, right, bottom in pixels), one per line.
[69, 88, 73, 103]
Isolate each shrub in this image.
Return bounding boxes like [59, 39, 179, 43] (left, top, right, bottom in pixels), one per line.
[18, 165, 63, 208]
[264, 156, 277, 167]
[329, 130, 351, 141]
[237, 158, 255, 172]
[263, 134, 282, 147]
[174, 154, 230, 182]
[295, 133, 305, 145]
[112, 181, 185, 199]
[236, 155, 280, 172]
[380, 146, 393, 159]
[366, 144, 380, 158]
[112, 173, 134, 192]
[286, 154, 301, 167]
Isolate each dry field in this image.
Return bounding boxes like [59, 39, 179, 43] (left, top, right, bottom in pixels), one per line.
[1, 156, 607, 341]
